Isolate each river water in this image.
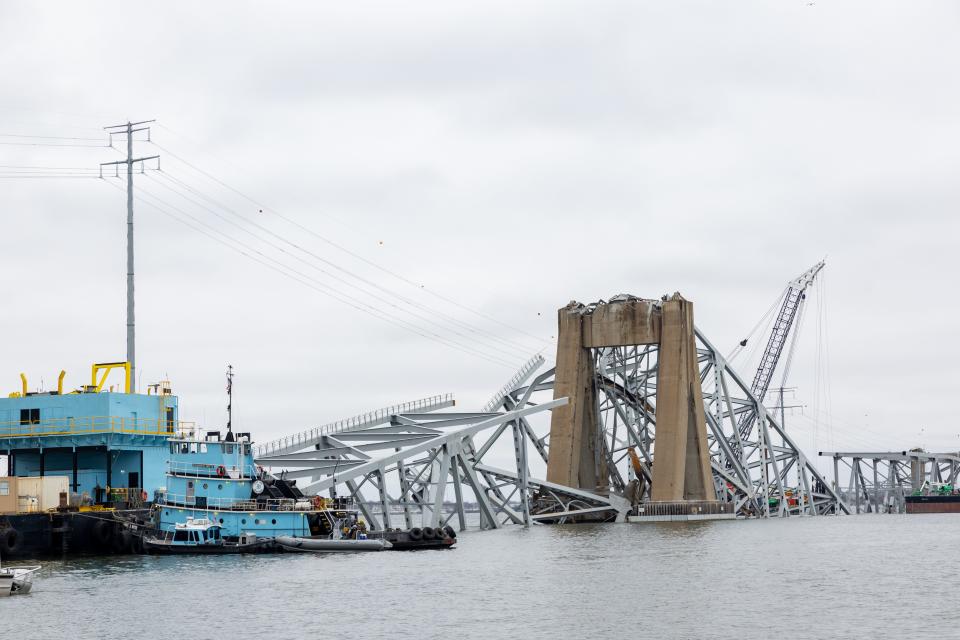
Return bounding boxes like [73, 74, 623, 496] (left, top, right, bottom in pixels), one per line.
[4, 514, 958, 639]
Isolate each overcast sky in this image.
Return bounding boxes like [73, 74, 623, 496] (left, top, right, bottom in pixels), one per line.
[1, 1, 958, 464]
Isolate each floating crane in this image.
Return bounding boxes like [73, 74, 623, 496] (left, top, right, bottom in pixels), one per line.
[737, 260, 825, 439]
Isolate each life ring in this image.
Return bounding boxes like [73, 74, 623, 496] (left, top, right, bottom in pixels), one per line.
[216, 465, 227, 478]
[408, 527, 423, 541]
[0, 527, 20, 555]
[141, 490, 148, 502]
[311, 495, 324, 510]
[421, 526, 436, 540]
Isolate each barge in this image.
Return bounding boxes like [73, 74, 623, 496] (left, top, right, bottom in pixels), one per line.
[904, 482, 960, 514]
[0, 362, 186, 558]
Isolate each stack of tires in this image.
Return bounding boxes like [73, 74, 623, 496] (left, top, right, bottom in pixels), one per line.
[407, 525, 457, 542]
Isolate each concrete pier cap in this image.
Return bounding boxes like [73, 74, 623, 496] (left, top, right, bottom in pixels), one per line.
[546, 292, 716, 504]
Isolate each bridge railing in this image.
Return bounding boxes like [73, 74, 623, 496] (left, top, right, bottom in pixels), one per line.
[254, 394, 454, 458]
[482, 355, 545, 412]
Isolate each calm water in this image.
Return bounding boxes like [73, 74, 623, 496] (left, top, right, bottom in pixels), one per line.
[4, 515, 959, 639]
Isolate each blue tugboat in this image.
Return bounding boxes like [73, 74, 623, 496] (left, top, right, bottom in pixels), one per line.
[147, 367, 380, 553]
[141, 516, 271, 554]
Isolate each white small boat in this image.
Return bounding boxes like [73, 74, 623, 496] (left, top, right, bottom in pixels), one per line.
[0, 555, 40, 596]
[275, 535, 391, 553]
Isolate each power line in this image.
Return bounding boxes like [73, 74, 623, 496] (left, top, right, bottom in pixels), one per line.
[145, 168, 537, 359]
[0, 174, 100, 179]
[0, 165, 100, 170]
[0, 133, 105, 141]
[147, 139, 552, 348]
[100, 177, 518, 368]
[140, 173, 526, 361]
[0, 141, 107, 147]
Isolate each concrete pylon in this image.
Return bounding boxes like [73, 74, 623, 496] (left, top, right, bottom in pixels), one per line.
[546, 293, 715, 502]
[546, 306, 604, 491]
[648, 295, 715, 501]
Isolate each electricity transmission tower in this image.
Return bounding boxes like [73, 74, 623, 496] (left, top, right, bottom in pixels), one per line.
[100, 120, 159, 393]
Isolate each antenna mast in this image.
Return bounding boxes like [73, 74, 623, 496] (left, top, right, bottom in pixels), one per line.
[100, 119, 159, 394]
[226, 365, 234, 440]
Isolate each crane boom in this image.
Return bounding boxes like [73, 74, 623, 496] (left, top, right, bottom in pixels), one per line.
[737, 260, 825, 439]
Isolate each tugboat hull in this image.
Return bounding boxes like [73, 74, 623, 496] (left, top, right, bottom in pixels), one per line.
[141, 538, 272, 555]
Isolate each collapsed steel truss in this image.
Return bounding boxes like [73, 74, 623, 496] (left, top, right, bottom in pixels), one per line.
[255, 328, 849, 531]
[820, 450, 960, 513]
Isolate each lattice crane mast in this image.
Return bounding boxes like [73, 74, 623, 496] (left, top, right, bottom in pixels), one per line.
[737, 260, 825, 439]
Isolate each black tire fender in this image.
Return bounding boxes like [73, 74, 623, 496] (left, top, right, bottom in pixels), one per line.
[0, 527, 20, 554]
[120, 530, 135, 554]
[93, 519, 113, 546]
[408, 527, 423, 541]
[443, 525, 457, 539]
[421, 526, 436, 540]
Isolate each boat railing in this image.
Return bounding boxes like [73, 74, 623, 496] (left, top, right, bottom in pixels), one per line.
[254, 394, 455, 457]
[166, 461, 256, 480]
[0, 416, 196, 439]
[159, 494, 312, 512]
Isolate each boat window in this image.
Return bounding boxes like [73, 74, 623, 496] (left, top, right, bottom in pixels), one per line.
[200, 443, 207, 453]
[189, 443, 198, 454]
[224, 444, 234, 454]
[243, 444, 250, 455]
[180, 443, 189, 454]
[170, 443, 177, 454]
[173, 531, 188, 542]
[19, 408, 40, 425]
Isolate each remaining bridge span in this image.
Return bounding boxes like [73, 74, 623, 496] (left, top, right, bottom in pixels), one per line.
[820, 450, 960, 513]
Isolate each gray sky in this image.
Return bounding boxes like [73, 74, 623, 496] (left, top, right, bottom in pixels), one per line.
[1, 1, 958, 462]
